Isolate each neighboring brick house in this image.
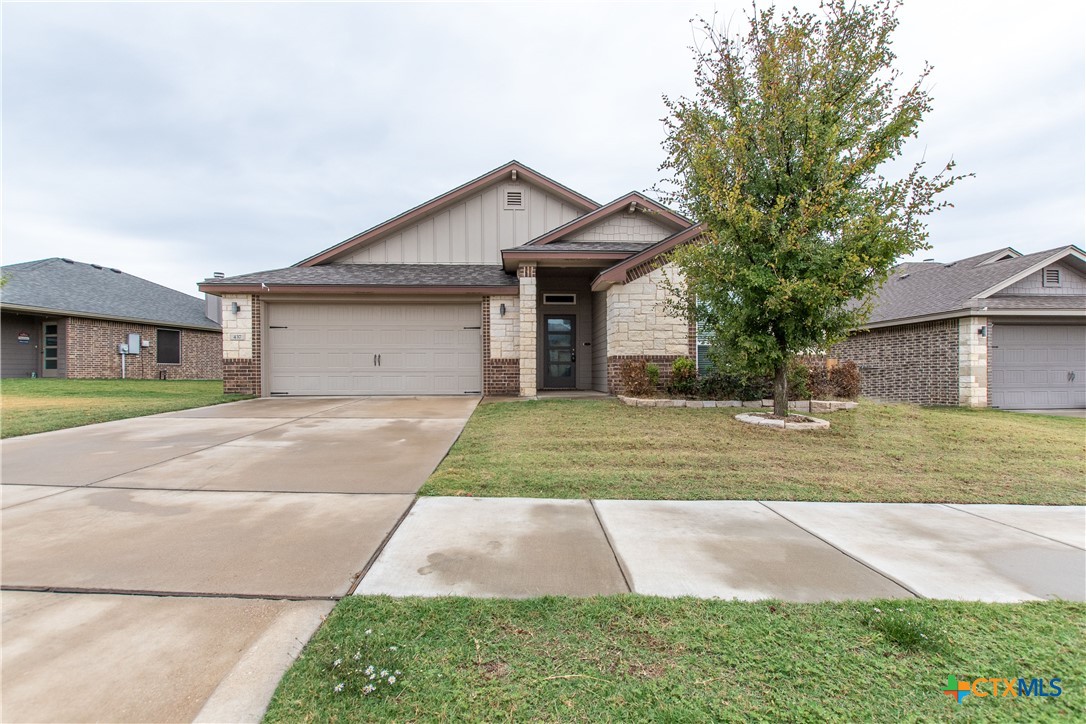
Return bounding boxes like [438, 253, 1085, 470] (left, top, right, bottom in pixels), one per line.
[832, 246, 1086, 409]
[199, 161, 702, 398]
[1, 258, 222, 380]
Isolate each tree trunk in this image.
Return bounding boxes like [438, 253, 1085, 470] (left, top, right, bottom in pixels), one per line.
[773, 363, 789, 417]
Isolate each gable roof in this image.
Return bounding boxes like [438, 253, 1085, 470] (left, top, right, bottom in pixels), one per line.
[295, 161, 599, 267]
[519, 191, 690, 247]
[591, 224, 706, 291]
[1, 258, 220, 331]
[861, 245, 1086, 326]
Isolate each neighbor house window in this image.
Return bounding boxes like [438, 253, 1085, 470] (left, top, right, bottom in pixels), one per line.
[157, 329, 181, 364]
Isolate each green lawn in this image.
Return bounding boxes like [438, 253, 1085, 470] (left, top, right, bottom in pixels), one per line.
[421, 400, 1086, 504]
[0, 379, 250, 438]
[265, 596, 1084, 723]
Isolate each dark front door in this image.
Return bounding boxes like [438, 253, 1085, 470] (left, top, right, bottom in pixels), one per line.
[543, 315, 576, 389]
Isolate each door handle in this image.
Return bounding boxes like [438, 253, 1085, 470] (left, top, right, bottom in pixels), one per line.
[571, 351, 576, 363]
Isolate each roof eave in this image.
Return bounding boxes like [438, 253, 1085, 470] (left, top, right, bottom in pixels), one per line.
[590, 224, 705, 291]
[522, 192, 690, 247]
[0, 303, 220, 331]
[197, 284, 518, 295]
[975, 246, 1086, 299]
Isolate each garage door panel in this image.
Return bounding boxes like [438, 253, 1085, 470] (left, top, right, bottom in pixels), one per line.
[266, 303, 482, 396]
[991, 324, 1085, 409]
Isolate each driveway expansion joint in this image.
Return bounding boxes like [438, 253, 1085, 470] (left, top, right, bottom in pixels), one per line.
[1, 584, 341, 603]
[940, 504, 1086, 551]
[590, 498, 633, 593]
[351, 495, 421, 594]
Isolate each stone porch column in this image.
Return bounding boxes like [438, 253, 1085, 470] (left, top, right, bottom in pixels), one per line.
[958, 316, 988, 407]
[518, 263, 537, 396]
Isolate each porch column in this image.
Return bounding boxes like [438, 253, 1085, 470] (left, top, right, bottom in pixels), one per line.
[518, 263, 537, 396]
[958, 316, 988, 407]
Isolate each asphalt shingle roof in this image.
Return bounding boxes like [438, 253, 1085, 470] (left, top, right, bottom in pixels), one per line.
[1, 258, 219, 330]
[510, 241, 656, 253]
[202, 264, 518, 288]
[864, 246, 1086, 323]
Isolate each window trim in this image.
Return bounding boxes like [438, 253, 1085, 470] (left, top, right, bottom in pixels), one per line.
[543, 293, 577, 305]
[156, 328, 182, 365]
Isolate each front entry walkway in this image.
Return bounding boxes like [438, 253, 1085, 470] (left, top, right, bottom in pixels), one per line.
[1, 396, 477, 723]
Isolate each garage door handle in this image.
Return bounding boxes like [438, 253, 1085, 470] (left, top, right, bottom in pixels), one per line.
[1070, 371, 1077, 383]
[378, 354, 382, 366]
[373, 354, 377, 367]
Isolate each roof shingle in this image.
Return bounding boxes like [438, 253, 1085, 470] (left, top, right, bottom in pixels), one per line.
[201, 264, 517, 288]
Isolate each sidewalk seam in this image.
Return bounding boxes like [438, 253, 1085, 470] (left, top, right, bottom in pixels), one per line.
[940, 504, 1085, 551]
[756, 501, 925, 600]
[590, 500, 633, 594]
[349, 496, 420, 595]
[0, 585, 338, 602]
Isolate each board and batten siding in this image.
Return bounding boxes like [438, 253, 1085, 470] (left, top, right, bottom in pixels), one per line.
[592, 290, 608, 392]
[337, 183, 584, 265]
[997, 262, 1086, 296]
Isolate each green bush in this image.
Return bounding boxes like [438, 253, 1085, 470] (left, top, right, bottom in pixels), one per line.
[646, 363, 661, 389]
[667, 357, 699, 397]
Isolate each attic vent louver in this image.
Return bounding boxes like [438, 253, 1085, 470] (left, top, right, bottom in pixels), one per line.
[504, 187, 524, 210]
[1043, 268, 1062, 287]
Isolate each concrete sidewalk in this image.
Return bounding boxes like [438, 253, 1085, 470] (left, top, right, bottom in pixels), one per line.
[358, 498, 1086, 603]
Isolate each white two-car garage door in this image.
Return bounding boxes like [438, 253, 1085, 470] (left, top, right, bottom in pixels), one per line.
[266, 303, 481, 395]
[990, 324, 1086, 409]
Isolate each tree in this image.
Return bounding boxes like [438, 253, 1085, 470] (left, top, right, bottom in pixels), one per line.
[658, 1, 968, 416]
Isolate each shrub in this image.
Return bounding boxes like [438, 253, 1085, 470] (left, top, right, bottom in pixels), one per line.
[667, 357, 699, 397]
[618, 359, 654, 397]
[646, 363, 661, 389]
[830, 360, 861, 399]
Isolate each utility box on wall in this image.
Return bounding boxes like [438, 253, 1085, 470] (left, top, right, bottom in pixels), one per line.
[126, 333, 141, 355]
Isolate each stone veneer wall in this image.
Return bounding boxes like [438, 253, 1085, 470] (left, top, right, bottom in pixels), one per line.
[221, 293, 262, 395]
[64, 317, 221, 379]
[831, 319, 959, 405]
[603, 264, 691, 395]
[483, 295, 520, 395]
[517, 264, 537, 396]
[958, 316, 989, 407]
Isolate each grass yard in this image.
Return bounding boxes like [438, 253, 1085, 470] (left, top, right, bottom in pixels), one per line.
[265, 596, 1084, 723]
[421, 400, 1086, 504]
[0, 378, 250, 438]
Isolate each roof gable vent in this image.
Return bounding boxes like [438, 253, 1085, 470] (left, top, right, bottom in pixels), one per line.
[1042, 267, 1062, 287]
[503, 186, 525, 211]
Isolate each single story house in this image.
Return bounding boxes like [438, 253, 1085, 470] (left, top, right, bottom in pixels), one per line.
[1, 258, 223, 380]
[199, 161, 702, 397]
[832, 245, 1086, 409]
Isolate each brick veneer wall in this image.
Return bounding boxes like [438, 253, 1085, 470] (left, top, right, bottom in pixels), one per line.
[482, 296, 519, 395]
[64, 317, 222, 380]
[223, 294, 262, 395]
[830, 319, 959, 405]
[607, 354, 684, 395]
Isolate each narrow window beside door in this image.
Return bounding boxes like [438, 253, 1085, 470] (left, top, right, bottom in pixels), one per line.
[157, 329, 181, 364]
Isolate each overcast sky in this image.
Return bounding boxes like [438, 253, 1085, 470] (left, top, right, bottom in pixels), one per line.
[3, 1, 1083, 296]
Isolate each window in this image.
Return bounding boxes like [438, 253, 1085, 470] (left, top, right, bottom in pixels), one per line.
[1042, 268, 1062, 287]
[157, 329, 181, 364]
[543, 293, 576, 305]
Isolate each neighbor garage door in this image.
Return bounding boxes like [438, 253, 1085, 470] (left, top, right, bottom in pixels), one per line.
[266, 303, 481, 395]
[990, 324, 1086, 409]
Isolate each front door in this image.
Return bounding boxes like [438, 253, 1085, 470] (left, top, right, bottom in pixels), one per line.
[543, 315, 576, 389]
[42, 322, 59, 378]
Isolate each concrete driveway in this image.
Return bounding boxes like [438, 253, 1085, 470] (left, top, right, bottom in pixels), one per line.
[1, 395, 476, 723]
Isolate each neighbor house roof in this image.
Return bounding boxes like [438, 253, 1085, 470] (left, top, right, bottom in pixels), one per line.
[295, 161, 600, 267]
[1, 258, 220, 331]
[860, 245, 1086, 327]
[199, 264, 517, 294]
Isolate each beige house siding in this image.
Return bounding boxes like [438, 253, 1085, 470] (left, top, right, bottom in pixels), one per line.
[997, 262, 1086, 295]
[592, 291, 608, 392]
[605, 265, 689, 356]
[566, 213, 671, 242]
[337, 183, 583, 265]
